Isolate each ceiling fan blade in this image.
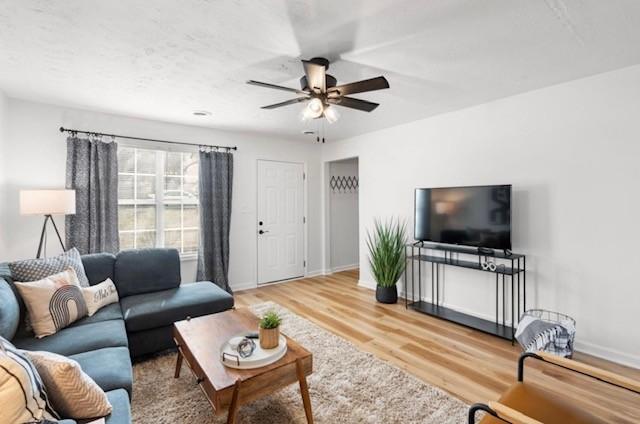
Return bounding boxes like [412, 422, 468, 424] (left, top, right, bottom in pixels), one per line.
[328, 76, 389, 96]
[302, 60, 326, 93]
[247, 80, 308, 95]
[328, 96, 379, 112]
[261, 97, 309, 109]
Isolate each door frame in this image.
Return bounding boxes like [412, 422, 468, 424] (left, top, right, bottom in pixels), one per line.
[255, 159, 308, 286]
[323, 156, 360, 274]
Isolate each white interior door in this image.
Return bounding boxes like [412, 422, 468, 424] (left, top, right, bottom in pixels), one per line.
[257, 160, 305, 284]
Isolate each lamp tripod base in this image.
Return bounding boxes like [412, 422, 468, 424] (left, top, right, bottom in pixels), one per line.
[37, 214, 66, 258]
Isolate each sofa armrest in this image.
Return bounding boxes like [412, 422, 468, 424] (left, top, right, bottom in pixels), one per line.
[519, 352, 640, 394]
[488, 401, 543, 424]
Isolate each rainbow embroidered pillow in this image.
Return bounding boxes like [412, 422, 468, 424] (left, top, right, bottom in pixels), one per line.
[13, 267, 88, 338]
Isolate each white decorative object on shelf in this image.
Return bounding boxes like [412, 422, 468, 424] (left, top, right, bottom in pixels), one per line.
[220, 332, 288, 369]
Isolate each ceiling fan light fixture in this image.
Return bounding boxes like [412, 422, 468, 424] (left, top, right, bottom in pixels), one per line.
[300, 98, 324, 121]
[324, 105, 340, 124]
[307, 98, 324, 116]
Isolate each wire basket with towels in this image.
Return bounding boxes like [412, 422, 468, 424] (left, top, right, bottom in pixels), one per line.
[515, 309, 576, 358]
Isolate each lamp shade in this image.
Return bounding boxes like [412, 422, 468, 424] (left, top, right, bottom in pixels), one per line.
[20, 190, 76, 215]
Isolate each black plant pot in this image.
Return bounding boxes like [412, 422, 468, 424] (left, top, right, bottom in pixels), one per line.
[376, 285, 398, 304]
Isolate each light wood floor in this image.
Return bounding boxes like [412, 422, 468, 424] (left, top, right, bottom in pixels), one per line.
[236, 269, 640, 423]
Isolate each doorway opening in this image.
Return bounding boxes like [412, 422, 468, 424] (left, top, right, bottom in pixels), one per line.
[327, 157, 359, 274]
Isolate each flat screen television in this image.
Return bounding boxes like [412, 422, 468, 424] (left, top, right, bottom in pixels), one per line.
[414, 185, 512, 250]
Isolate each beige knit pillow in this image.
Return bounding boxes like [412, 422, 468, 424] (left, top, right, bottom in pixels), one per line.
[25, 350, 112, 419]
[14, 267, 88, 338]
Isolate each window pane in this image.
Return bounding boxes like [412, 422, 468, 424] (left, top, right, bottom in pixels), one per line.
[183, 229, 199, 254]
[136, 176, 156, 200]
[184, 153, 199, 197]
[183, 205, 199, 228]
[165, 152, 182, 176]
[118, 147, 135, 173]
[183, 180, 198, 199]
[184, 153, 198, 176]
[164, 176, 182, 200]
[118, 205, 134, 231]
[164, 205, 181, 229]
[164, 229, 181, 250]
[136, 149, 156, 174]
[136, 231, 156, 248]
[136, 205, 156, 230]
[119, 232, 134, 250]
[118, 175, 134, 200]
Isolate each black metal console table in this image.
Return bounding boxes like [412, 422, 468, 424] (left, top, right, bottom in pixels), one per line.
[404, 242, 526, 342]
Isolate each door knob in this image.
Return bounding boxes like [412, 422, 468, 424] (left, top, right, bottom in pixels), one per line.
[258, 230, 269, 234]
[259, 221, 263, 226]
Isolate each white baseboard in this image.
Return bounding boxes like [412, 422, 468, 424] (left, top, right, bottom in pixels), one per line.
[305, 269, 325, 278]
[232, 268, 325, 292]
[231, 281, 257, 292]
[574, 340, 640, 369]
[358, 279, 640, 369]
[358, 279, 377, 290]
[329, 263, 359, 273]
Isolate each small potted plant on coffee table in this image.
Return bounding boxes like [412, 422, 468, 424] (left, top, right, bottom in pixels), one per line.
[366, 218, 407, 304]
[259, 310, 282, 349]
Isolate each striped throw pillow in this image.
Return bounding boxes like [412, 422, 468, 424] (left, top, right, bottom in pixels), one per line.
[0, 336, 59, 423]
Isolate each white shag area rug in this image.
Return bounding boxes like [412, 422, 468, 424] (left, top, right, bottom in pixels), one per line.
[131, 302, 468, 423]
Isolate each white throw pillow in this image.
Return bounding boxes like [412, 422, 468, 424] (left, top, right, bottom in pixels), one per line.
[13, 267, 88, 338]
[25, 350, 112, 419]
[82, 278, 119, 316]
[0, 337, 59, 423]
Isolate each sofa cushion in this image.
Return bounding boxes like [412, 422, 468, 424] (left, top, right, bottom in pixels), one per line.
[69, 302, 123, 328]
[81, 253, 116, 286]
[55, 390, 131, 424]
[114, 248, 181, 297]
[121, 281, 234, 332]
[103, 389, 131, 424]
[69, 347, 133, 396]
[13, 319, 128, 356]
[0, 277, 20, 340]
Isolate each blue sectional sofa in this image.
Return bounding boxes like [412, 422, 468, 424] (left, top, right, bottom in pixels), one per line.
[0, 248, 234, 424]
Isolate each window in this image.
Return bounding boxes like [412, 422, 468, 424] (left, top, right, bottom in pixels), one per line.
[117, 146, 199, 255]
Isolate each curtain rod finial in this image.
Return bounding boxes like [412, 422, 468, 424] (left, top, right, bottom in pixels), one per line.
[59, 126, 65, 133]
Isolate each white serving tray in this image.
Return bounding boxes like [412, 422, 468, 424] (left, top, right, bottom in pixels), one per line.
[220, 332, 288, 369]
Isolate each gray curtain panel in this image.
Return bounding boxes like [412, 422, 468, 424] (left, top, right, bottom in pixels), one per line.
[65, 136, 119, 254]
[197, 150, 233, 294]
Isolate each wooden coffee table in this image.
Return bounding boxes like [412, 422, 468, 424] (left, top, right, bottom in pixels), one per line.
[173, 308, 313, 424]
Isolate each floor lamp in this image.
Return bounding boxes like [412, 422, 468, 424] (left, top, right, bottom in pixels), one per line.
[20, 190, 76, 258]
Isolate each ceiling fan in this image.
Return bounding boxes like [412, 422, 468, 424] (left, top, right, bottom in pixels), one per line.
[247, 57, 389, 123]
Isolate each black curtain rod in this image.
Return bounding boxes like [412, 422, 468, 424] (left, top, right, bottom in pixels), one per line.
[59, 126, 238, 151]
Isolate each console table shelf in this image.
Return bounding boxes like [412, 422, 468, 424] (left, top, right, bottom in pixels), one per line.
[408, 254, 521, 275]
[408, 301, 515, 340]
[404, 242, 526, 342]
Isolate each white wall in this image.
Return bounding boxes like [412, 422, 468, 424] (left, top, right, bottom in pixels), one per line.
[328, 158, 359, 271]
[0, 90, 8, 258]
[322, 65, 640, 368]
[1, 98, 323, 290]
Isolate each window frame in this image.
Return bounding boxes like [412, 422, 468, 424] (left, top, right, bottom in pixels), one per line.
[117, 140, 200, 259]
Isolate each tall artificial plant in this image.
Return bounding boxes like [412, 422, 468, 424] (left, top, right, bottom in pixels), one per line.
[366, 218, 407, 288]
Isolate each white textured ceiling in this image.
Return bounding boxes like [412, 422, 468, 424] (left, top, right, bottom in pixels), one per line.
[1, 0, 640, 141]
